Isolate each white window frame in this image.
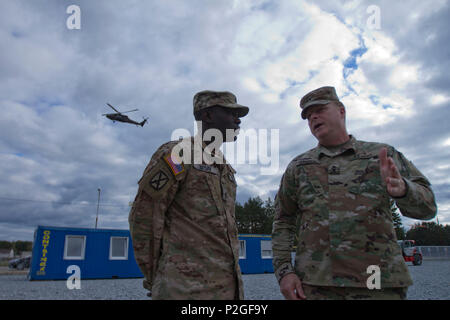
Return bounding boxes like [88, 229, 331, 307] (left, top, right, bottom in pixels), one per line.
[260, 240, 273, 259]
[63, 235, 86, 260]
[239, 240, 246, 259]
[109, 236, 129, 260]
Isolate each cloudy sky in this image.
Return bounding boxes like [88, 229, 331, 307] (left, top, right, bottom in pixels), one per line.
[1, 0, 449, 241]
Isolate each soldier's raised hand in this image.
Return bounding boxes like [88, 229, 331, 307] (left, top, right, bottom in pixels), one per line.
[379, 147, 406, 198]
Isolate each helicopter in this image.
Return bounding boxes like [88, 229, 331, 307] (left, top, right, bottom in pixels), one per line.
[103, 103, 148, 127]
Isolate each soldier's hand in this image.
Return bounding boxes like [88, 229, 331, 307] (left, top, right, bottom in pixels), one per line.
[379, 147, 406, 198]
[279, 273, 306, 300]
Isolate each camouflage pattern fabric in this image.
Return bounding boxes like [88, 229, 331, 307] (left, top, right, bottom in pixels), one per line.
[299, 86, 340, 119]
[272, 135, 437, 288]
[302, 284, 407, 300]
[193, 90, 249, 117]
[129, 137, 244, 299]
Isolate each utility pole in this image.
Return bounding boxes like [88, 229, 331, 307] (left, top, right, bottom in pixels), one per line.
[95, 188, 101, 229]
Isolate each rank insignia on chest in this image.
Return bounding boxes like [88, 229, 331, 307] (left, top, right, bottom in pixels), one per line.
[357, 152, 374, 159]
[149, 170, 169, 191]
[328, 164, 340, 175]
[164, 153, 185, 176]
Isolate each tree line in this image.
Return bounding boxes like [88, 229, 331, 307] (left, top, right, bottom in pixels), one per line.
[235, 197, 275, 234]
[405, 222, 450, 246]
[0, 240, 33, 254]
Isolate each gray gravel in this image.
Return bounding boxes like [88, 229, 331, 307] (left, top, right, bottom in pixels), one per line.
[0, 260, 449, 300]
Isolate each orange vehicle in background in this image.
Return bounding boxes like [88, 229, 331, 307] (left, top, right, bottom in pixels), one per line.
[398, 240, 423, 266]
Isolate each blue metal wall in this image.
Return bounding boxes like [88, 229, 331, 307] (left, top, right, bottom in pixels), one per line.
[29, 226, 143, 280]
[238, 234, 273, 274]
[28, 226, 273, 280]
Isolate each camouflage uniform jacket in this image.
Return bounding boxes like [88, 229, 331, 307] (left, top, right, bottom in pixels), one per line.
[272, 136, 437, 288]
[129, 137, 244, 299]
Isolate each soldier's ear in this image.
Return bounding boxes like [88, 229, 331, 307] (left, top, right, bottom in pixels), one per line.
[200, 108, 216, 124]
[338, 103, 346, 119]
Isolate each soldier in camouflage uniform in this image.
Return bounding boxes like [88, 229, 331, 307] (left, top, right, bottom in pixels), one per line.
[272, 86, 437, 300]
[129, 90, 249, 299]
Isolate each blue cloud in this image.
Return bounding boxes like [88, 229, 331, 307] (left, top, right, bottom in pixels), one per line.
[344, 47, 368, 70]
[343, 34, 368, 81]
[369, 95, 379, 105]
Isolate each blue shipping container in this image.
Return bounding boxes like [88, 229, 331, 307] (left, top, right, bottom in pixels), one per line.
[238, 234, 273, 274]
[29, 226, 143, 280]
[28, 226, 273, 280]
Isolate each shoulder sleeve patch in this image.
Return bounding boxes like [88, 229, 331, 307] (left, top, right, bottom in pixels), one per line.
[164, 153, 185, 177]
[139, 162, 176, 198]
[149, 170, 170, 191]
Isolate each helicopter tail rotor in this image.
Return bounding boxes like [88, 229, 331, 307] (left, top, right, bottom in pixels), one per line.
[140, 117, 148, 127]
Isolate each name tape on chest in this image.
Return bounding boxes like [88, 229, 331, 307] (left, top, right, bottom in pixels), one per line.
[296, 158, 320, 166]
[193, 164, 220, 175]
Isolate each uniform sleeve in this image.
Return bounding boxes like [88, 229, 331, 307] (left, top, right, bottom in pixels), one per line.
[391, 149, 437, 220]
[272, 164, 300, 283]
[128, 146, 186, 292]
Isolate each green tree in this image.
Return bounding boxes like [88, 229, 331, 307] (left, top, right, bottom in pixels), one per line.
[235, 196, 275, 234]
[0, 241, 13, 250]
[390, 199, 405, 240]
[406, 222, 450, 245]
[262, 197, 275, 234]
[13, 241, 32, 255]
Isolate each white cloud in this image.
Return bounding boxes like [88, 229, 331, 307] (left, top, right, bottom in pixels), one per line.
[443, 138, 450, 147]
[388, 64, 419, 89]
[360, 31, 399, 65]
[430, 94, 449, 106]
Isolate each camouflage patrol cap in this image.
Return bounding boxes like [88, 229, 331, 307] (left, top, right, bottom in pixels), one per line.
[300, 86, 340, 119]
[193, 90, 249, 117]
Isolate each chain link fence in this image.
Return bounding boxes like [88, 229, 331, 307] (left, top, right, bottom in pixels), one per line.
[418, 246, 450, 260]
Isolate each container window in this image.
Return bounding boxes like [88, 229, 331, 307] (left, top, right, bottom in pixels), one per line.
[63, 235, 86, 260]
[239, 240, 246, 259]
[261, 240, 272, 259]
[109, 237, 128, 260]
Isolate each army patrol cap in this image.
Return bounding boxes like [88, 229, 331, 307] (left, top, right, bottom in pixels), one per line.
[300, 86, 340, 119]
[193, 90, 249, 117]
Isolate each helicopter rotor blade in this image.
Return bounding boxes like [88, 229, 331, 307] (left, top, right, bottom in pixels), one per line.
[106, 103, 121, 114]
[121, 109, 139, 114]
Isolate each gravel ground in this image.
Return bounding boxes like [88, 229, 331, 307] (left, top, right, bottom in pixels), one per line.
[0, 260, 449, 300]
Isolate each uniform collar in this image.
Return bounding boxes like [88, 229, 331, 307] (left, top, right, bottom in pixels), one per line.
[192, 135, 233, 170]
[314, 135, 358, 159]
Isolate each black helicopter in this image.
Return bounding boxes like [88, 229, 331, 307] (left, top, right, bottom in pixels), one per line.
[103, 103, 148, 127]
